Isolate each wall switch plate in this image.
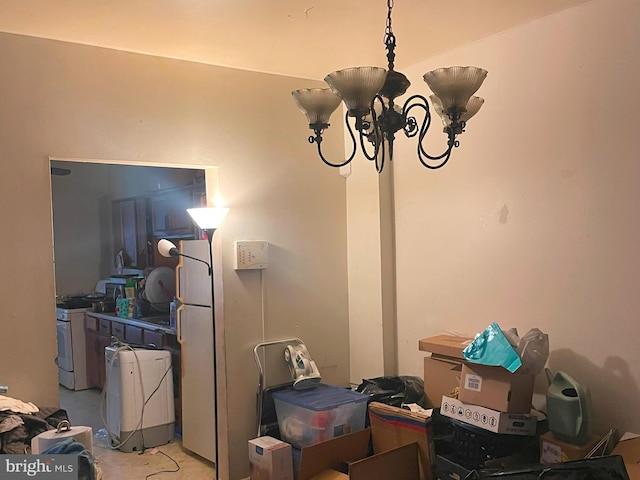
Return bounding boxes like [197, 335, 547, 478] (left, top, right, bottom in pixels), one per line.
[234, 241, 268, 270]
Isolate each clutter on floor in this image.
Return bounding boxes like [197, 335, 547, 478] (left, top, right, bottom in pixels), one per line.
[0, 395, 71, 454]
[248, 325, 635, 480]
[0, 394, 100, 479]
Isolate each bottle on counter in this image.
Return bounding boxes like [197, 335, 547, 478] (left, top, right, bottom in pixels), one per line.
[169, 297, 177, 332]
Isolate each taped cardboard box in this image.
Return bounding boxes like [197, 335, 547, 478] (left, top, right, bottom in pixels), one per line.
[419, 335, 473, 408]
[368, 402, 435, 480]
[458, 363, 535, 414]
[418, 335, 473, 359]
[298, 427, 420, 480]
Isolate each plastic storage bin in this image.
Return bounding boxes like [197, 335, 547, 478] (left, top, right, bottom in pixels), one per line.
[272, 384, 368, 448]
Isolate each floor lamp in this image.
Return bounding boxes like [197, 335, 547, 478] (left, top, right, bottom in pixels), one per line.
[158, 206, 229, 480]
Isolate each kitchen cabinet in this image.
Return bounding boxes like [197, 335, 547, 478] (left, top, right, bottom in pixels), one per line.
[85, 315, 111, 390]
[111, 322, 125, 342]
[150, 185, 204, 239]
[112, 196, 151, 268]
[125, 325, 143, 344]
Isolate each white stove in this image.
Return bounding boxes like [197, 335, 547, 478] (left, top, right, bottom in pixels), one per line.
[56, 305, 90, 390]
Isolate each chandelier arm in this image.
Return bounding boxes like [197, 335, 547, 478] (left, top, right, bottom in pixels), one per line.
[401, 95, 431, 139]
[358, 96, 384, 163]
[416, 124, 457, 163]
[313, 111, 358, 168]
[399, 94, 458, 168]
[358, 129, 378, 163]
[417, 143, 454, 169]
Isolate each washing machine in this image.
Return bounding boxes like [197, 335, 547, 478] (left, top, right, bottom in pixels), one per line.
[105, 346, 175, 452]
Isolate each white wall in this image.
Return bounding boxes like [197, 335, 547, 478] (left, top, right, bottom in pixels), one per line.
[0, 33, 349, 480]
[390, 0, 640, 435]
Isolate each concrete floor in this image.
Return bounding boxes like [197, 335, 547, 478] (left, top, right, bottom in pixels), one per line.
[59, 386, 216, 479]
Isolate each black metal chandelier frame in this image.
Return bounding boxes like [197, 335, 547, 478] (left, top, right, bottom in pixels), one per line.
[303, 0, 477, 173]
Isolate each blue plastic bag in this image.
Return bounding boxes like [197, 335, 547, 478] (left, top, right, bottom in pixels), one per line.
[462, 322, 522, 373]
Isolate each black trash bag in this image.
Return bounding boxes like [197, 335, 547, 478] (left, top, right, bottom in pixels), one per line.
[355, 376, 427, 408]
[468, 454, 630, 480]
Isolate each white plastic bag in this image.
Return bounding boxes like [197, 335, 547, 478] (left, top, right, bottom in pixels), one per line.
[516, 328, 549, 375]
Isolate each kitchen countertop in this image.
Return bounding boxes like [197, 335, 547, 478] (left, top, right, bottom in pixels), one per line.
[86, 311, 176, 335]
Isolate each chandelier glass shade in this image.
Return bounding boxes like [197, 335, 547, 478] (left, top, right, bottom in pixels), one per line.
[430, 95, 485, 134]
[291, 88, 342, 128]
[324, 67, 388, 117]
[291, 0, 488, 172]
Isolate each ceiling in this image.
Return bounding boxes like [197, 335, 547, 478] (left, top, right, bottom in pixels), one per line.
[0, 0, 591, 80]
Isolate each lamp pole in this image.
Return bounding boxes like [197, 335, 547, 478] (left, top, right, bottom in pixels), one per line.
[203, 227, 219, 480]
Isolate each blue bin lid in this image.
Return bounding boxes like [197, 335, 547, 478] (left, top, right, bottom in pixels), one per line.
[272, 384, 368, 411]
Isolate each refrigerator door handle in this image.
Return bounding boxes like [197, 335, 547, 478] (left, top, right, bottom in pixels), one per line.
[176, 305, 184, 345]
[176, 262, 184, 303]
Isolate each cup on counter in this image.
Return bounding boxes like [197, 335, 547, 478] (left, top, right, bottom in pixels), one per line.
[116, 298, 129, 319]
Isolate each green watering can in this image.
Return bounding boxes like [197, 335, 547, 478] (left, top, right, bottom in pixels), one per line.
[545, 369, 593, 445]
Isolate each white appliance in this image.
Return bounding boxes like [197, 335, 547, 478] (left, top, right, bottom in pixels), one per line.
[104, 346, 175, 452]
[56, 306, 89, 390]
[176, 239, 216, 462]
[284, 343, 322, 390]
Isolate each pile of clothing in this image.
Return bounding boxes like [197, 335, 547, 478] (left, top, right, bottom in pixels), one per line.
[1, 395, 100, 479]
[0, 394, 69, 454]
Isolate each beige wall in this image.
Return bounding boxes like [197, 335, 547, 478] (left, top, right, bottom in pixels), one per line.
[389, 0, 640, 435]
[0, 33, 349, 479]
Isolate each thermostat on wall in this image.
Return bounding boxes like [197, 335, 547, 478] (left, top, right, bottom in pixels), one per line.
[234, 240, 269, 270]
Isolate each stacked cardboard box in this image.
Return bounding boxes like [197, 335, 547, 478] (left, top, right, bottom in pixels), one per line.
[419, 334, 539, 472]
[418, 334, 537, 417]
[418, 335, 473, 408]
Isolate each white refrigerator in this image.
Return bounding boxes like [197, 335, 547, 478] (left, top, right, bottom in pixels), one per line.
[176, 239, 216, 463]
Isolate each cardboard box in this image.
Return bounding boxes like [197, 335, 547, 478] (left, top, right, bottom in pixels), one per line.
[367, 402, 434, 480]
[440, 396, 537, 436]
[423, 356, 462, 408]
[419, 335, 473, 408]
[612, 435, 640, 480]
[458, 363, 535, 413]
[298, 427, 420, 480]
[418, 335, 473, 359]
[539, 431, 600, 464]
[249, 436, 294, 480]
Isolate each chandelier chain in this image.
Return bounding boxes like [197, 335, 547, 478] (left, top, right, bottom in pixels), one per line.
[384, 0, 396, 71]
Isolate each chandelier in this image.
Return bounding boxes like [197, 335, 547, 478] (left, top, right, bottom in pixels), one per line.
[291, 0, 488, 173]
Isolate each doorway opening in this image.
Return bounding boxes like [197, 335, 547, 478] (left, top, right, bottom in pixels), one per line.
[49, 157, 218, 442]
